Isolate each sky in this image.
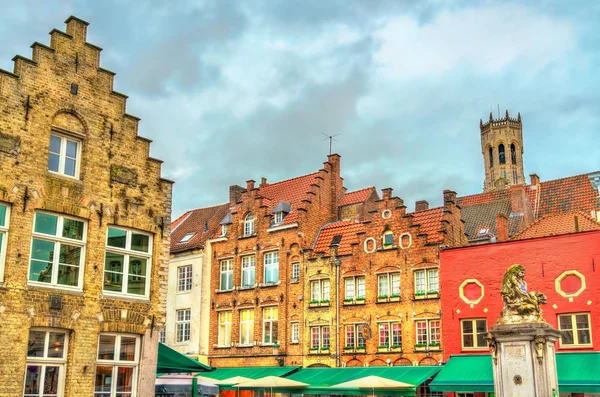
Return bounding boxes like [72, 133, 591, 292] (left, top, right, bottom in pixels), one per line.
[1, 0, 599, 219]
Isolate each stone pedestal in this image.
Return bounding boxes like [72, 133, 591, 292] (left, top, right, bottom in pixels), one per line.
[488, 322, 562, 397]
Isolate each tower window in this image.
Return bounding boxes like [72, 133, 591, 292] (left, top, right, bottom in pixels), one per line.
[513, 170, 518, 185]
[511, 144, 517, 165]
[488, 147, 493, 167]
[498, 144, 506, 165]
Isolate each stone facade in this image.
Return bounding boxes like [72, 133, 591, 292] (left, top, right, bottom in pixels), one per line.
[0, 16, 172, 397]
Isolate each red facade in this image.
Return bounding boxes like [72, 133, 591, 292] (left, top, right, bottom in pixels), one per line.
[440, 230, 600, 360]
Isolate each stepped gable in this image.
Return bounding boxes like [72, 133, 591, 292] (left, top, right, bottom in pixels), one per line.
[340, 187, 375, 206]
[410, 206, 445, 243]
[312, 219, 365, 256]
[511, 211, 600, 241]
[171, 203, 229, 253]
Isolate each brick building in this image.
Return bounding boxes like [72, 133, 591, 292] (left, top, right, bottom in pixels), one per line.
[0, 17, 172, 396]
[207, 154, 344, 368]
[306, 189, 466, 369]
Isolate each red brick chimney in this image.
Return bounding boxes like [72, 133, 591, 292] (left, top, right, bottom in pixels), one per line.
[246, 180, 255, 191]
[260, 177, 267, 187]
[415, 200, 429, 211]
[496, 213, 508, 242]
[382, 188, 393, 200]
[530, 174, 540, 186]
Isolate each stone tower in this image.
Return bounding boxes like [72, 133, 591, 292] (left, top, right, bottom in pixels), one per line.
[480, 110, 525, 192]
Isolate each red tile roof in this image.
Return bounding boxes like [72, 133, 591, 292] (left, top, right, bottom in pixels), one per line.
[312, 219, 366, 256]
[510, 211, 600, 240]
[410, 207, 444, 243]
[171, 203, 230, 253]
[340, 187, 375, 206]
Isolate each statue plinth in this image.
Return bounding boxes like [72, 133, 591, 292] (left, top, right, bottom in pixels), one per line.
[488, 322, 562, 397]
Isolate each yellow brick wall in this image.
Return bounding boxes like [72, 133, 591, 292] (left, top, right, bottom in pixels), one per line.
[0, 17, 172, 397]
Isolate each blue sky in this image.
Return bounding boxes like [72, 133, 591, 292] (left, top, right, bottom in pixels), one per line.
[1, 1, 599, 218]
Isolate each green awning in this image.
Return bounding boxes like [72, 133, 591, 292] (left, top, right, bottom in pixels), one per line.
[430, 353, 600, 393]
[157, 343, 212, 374]
[196, 366, 300, 387]
[284, 366, 441, 396]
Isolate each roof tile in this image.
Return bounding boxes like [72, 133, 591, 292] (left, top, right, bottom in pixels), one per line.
[171, 203, 230, 253]
[511, 211, 600, 240]
[340, 187, 375, 206]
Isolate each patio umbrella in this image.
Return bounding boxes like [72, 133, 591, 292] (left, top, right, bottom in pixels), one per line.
[197, 376, 252, 386]
[236, 375, 308, 396]
[330, 375, 413, 397]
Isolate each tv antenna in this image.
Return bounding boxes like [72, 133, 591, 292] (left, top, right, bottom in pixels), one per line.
[322, 133, 341, 155]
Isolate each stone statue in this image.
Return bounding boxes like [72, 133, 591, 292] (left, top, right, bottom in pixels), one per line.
[498, 264, 547, 324]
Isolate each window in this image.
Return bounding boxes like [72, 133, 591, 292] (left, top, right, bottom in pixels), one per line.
[176, 309, 191, 343]
[239, 309, 254, 345]
[262, 307, 278, 344]
[511, 143, 517, 165]
[513, 170, 518, 185]
[383, 231, 394, 246]
[104, 227, 152, 297]
[558, 313, 592, 347]
[379, 322, 402, 348]
[219, 259, 233, 291]
[345, 276, 365, 300]
[218, 311, 232, 347]
[416, 319, 441, 347]
[29, 212, 86, 289]
[345, 324, 366, 349]
[204, 220, 208, 233]
[241, 256, 255, 287]
[24, 329, 68, 397]
[291, 262, 300, 281]
[0, 203, 10, 282]
[291, 322, 299, 343]
[488, 147, 493, 167]
[378, 273, 400, 298]
[461, 319, 488, 349]
[498, 144, 506, 164]
[273, 212, 284, 225]
[263, 251, 279, 284]
[310, 326, 330, 350]
[177, 265, 192, 292]
[310, 279, 330, 303]
[159, 328, 166, 344]
[221, 224, 228, 237]
[244, 213, 254, 236]
[48, 133, 81, 178]
[95, 334, 139, 397]
[414, 268, 439, 296]
[178, 232, 195, 243]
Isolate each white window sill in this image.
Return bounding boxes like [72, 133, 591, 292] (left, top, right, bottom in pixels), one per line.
[102, 292, 151, 302]
[27, 282, 83, 294]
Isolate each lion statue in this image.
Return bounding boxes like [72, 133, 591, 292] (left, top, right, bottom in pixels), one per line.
[498, 264, 547, 324]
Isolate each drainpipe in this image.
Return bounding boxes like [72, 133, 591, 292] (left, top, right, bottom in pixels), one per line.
[335, 256, 341, 368]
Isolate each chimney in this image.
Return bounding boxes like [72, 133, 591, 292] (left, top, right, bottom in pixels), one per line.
[496, 213, 508, 242]
[529, 174, 540, 186]
[509, 185, 527, 213]
[229, 185, 244, 204]
[246, 180, 255, 191]
[260, 177, 267, 187]
[443, 190, 457, 209]
[382, 188, 393, 200]
[415, 200, 429, 212]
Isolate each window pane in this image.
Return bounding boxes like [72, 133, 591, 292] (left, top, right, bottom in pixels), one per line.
[391, 274, 400, 295]
[98, 335, 116, 360]
[30, 239, 54, 283]
[559, 315, 573, 330]
[104, 253, 125, 292]
[24, 365, 41, 394]
[128, 257, 147, 277]
[562, 330, 574, 345]
[27, 331, 46, 357]
[43, 366, 60, 394]
[578, 329, 591, 345]
[58, 245, 81, 286]
[576, 314, 589, 329]
[64, 158, 76, 176]
[120, 337, 136, 361]
[131, 233, 149, 253]
[50, 135, 61, 154]
[476, 332, 487, 348]
[463, 334, 474, 348]
[127, 275, 146, 295]
[107, 228, 127, 248]
[47, 332, 66, 358]
[116, 366, 134, 393]
[462, 320, 473, 334]
[0, 204, 6, 226]
[48, 153, 60, 172]
[62, 218, 84, 240]
[35, 213, 58, 235]
[66, 140, 77, 158]
[95, 365, 113, 394]
[476, 320, 487, 333]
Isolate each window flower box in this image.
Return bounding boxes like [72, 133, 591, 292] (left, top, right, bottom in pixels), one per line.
[414, 343, 428, 351]
[391, 344, 402, 351]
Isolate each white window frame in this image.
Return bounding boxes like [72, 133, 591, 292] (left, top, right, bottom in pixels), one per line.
[0, 203, 10, 283]
[239, 309, 255, 346]
[414, 268, 439, 295]
[48, 132, 82, 179]
[221, 223, 228, 237]
[291, 262, 300, 281]
[262, 306, 278, 345]
[378, 321, 402, 347]
[159, 328, 166, 344]
[263, 251, 279, 284]
[291, 322, 299, 343]
[218, 311, 232, 347]
[344, 276, 365, 300]
[378, 272, 400, 298]
[310, 326, 330, 350]
[461, 318, 488, 350]
[176, 309, 191, 343]
[95, 333, 140, 397]
[241, 256, 256, 287]
[104, 226, 152, 298]
[219, 259, 233, 291]
[23, 328, 69, 397]
[244, 213, 255, 236]
[310, 279, 330, 303]
[383, 230, 394, 246]
[177, 265, 193, 292]
[558, 312, 592, 347]
[178, 232, 195, 244]
[29, 211, 87, 290]
[345, 324, 366, 349]
[273, 211, 284, 225]
[416, 319, 441, 347]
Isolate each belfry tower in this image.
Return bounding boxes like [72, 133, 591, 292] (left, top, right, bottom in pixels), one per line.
[480, 110, 525, 192]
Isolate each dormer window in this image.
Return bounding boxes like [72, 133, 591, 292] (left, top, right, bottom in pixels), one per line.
[219, 213, 232, 237]
[179, 232, 195, 244]
[270, 202, 291, 227]
[274, 212, 284, 225]
[244, 213, 255, 236]
[383, 231, 394, 247]
[221, 224, 228, 237]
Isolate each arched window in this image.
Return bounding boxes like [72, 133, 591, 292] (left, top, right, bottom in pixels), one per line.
[244, 213, 255, 236]
[511, 144, 517, 165]
[488, 147, 493, 167]
[498, 144, 506, 164]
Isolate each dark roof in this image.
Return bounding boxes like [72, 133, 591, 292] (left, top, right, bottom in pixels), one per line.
[460, 200, 511, 241]
[171, 203, 230, 253]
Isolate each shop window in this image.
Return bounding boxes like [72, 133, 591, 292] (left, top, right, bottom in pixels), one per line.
[95, 334, 139, 397]
[24, 328, 68, 397]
